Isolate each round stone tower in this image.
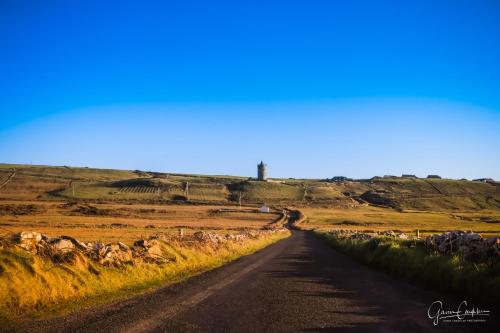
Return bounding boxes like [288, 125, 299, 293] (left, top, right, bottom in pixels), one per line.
[257, 161, 267, 181]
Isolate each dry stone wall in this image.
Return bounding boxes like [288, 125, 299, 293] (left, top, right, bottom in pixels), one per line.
[5, 228, 285, 267]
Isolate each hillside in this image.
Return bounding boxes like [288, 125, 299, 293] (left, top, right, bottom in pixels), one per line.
[0, 164, 499, 211]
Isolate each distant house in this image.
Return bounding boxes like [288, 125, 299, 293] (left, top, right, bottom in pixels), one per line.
[473, 178, 495, 183]
[330, 176, 353, 182]
[427, 175, 441, 179]
[259, 205, 270, 213]
[402, 174, 418, 178]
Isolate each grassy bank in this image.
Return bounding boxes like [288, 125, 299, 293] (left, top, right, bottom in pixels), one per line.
[316, 231, 500, 304]
[0, 230, 290, 325]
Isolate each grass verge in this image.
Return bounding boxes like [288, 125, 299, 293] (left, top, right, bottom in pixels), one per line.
[315, 231, 500, 304]
[0, 230, 290, 326]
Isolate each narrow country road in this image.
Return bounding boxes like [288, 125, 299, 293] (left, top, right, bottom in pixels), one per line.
[16, 231, 496, 333]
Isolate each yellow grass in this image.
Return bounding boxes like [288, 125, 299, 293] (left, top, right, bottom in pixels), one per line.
[301, 206, 500, 236]
[0, 230, 290, 325]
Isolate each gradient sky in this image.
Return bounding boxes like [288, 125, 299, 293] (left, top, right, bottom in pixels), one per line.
[1, 1, 499, 179]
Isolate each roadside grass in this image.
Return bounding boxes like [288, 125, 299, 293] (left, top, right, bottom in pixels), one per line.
[0, 230, 290, 326]
[316, 231, 500, 304]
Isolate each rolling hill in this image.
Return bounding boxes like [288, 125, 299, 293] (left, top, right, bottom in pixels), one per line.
[0, 163, 499, 211]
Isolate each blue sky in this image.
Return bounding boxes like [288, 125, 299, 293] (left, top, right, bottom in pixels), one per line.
[1, 1, 499, 179]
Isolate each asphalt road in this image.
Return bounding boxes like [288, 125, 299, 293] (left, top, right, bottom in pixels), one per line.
[16, 230, 496, 333]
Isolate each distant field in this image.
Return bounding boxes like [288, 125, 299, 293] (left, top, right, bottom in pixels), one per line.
[0, 200, 279, 244]
[1, 163, 499, 210]
[1, 163, 500, 240]
[301, 206, 500, 236]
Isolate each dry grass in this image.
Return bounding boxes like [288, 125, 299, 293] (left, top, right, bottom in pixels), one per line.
[0, 230, 290, 325]
[301, 206, 500, 236]
[0, 200, 280, 244]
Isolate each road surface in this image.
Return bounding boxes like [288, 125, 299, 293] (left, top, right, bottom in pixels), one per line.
[17, 230, 496, 333]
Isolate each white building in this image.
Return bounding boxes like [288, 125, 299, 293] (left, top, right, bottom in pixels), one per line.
[259, 205, 270, 213]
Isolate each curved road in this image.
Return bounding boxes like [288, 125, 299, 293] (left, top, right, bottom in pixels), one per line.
[18, 230, 495, 333]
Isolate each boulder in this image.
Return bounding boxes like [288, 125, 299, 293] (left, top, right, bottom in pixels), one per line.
[131, 239, 170, 264]
[133, 239, 150, 248]
[99, 243, 133, 266]
[145, 240, 163, 257]
[193, 231, 206, 241]
[382, 230, 396, 237]
[50, 239, 75, 253]
[11, 231, 44, 252]
[194, 231, 225, 243]
[92, 242, 105, 257]
[486, 237, 500, 256]
[117, 242, 130, 251]
[425, 231, 498, 258]
[60, 235, 89, 250]
[350, 232, 372, 241]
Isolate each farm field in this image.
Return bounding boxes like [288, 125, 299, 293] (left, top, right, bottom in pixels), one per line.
[1, 163, 500, 240]
[0, 200, 280, 244]
[301, 206, 500, 236]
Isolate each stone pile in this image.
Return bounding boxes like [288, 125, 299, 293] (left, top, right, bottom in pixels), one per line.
[379, 230, 409, 239]
[8, 231, 174, 266]
[90, 242, 134, 266]
[425, 231, 500, 258]
[328, 229, 409, 241]
[193, 229, 280, 244]
[11, 232, 88, 253]
[194, 231, 226, 244]
[6, 228, 285, 267]
[133, 239, 174, 264]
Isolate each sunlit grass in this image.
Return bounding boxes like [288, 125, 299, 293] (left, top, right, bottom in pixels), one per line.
[0, 230, 290, 325]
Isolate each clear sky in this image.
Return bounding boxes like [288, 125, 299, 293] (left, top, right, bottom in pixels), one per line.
[1, 0, 499, 179]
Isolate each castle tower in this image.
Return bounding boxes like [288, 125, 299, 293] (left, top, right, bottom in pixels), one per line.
[257, 161, 267, 181]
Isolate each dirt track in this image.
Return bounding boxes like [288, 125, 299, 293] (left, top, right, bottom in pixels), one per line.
[15, 230, 496, 333]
